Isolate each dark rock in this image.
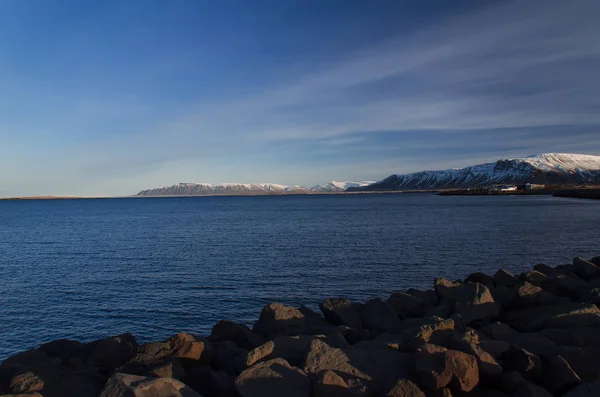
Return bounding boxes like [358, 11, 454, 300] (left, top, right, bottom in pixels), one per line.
[211, 340, 248, 375]
[559, 346, 600, 383]
[501, 347, 542, 381]
[87, 333, 138, 372]
[514, 381, 552, 397]
[185, 366, 236, 397]
[118, 356, 185, 379]
[386, 379, 426, 397]
[304, 339, 413, 395]
[320, 298, 364, 332]
[445, 350, 480, 392]
[253, 303, 306, 338]
[235, 358, 310, 397]
[399, 318, 455, 350]
[388, 292, 426, 319]
[539, 355, 581, 394]
[415, 345, 479, 392]
[406, 288, 439, 308]
[478, 340, 510, 360]
[129, 333, 212, 373]
[8, 371, 44, 394]
[38, 339, 91, 366]
[311, 369, 352, 397]
[503, 282, 558, 309]
[298, 305, 337, 334]
[415, 345, 452, 390]
[540, 327, 600, 349]
[573, 257, 600, 280]
[360, 298, 401, 334]
[434, 278, 464, 301]
[493, 269, 518, 287]
[211, 320, 264, 350]
[564, 379, 600, 396]
[100, 372, 201, 397]
[507, 333, 558, 357]
[465, 273, 496, 289]
[501, 302, 600, 332]
[480, 322, 518, 341]
[497, 371, 527, 394]
[244, 335, 315, 368]
[592, 257, 600, 266]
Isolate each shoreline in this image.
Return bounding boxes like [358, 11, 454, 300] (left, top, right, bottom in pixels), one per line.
[2, 257, 600, 396]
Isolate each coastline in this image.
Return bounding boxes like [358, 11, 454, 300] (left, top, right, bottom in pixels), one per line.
[2, 257, 600, 396]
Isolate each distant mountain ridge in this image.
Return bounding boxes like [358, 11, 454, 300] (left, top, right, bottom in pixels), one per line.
[136, 181, 373, 196]
[135, 153, 600, 196]
[354, 153, 600, 191]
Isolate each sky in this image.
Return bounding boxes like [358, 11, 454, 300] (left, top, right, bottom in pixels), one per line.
[1, 0, 600, 197]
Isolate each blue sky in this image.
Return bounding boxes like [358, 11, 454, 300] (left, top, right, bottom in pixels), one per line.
[1, 0, 599, 196]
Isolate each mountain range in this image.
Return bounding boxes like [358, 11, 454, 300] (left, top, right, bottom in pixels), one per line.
[136, 153, 600, 196]
[136, 181, 374, 196]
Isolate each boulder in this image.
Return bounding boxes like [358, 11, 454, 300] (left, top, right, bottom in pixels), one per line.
[497, 371, 527, 394]
[539, 327, 600, 349]
[385, 379, 426, 397]
[298, 305, 337, 334]
[415, 345, 452, 390]
[38, 339, 91, 366]
[100, 373, 201, 397]
[478, 340, 510, 360]
[415, 345, 479, 392]
[184, 367, 236, 397]
[211, 320, 263, 350]
[559, 346, 600, 383]
[503, 282, 558, 309]
[244, 335, 315, 367]
[398, 318, 455, 350]
[573, 257, 600, 280]
[0, 349, 107, 397]
[493, 269, 518, 287]
[304, 339, 413, 395]
[465, 272, 496, 289]
[235, 358, 310, 397]
[319, 298, 364, 332]
[539, 355, 581, 394]
[118, 356, 185, 379]
[592, 257, 600, 266]
[253, 303, 306, 338]
[8, 372, 43, 394]
[514, 381, 553, 397]
[508, 333, 558, 357]
[387, 292, 426, 319]
[211, 340, 248, 375]
[501, 347, 542, 381]
[87, 334, 138, 372]
[434, 278, 464, 302]
[480, 322, 519, 341]
[311, 370, 352, 397]
[564, 379, 600, 396]
[360, 298, 401, 334]
[501, 302, 600, 332]
[405, 288, 439, 308]
[128, 333, 212, 372]
[444, 350, 480, 392]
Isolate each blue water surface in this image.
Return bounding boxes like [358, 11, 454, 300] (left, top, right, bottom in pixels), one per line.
[1, 194, 599, 359]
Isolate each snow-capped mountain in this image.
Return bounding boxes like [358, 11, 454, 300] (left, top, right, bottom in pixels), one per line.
[356, 153, 600, 191]
[136, 183, 302, 196]
[137, 180, 377, 196]
[310, 181, 375, 192]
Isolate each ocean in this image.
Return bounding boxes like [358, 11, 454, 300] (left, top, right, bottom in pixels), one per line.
[1, 193, 599, 359]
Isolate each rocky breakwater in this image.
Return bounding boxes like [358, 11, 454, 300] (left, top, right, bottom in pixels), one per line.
[3, 257, 600, 397]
